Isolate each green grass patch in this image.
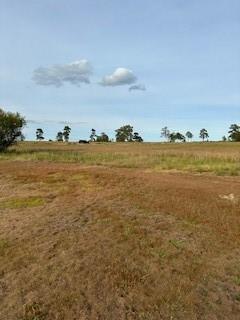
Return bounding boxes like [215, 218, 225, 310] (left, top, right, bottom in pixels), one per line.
[234, 275, 240, 286]
[0, 239, 10, 255]
[169, 239, 185, 249]
[0, 196, 45, 209]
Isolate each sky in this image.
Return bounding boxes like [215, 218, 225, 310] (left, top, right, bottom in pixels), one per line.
[0, 0, 239, 141]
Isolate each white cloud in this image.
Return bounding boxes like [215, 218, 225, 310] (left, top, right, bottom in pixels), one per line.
[100, 67, 137, 86]
[129, 84, 146, 91]
[27, 119, 87, 125]
[33, 60, 92, 87]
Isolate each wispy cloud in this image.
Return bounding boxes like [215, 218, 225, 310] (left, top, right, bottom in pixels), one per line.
[58, 120, 87, 125]
[32, 60, 92, 87]
[27, 120, 41, 124]
[27, 119, 87, 125]
[99, 67, 137, 86]
[129, 84, 146, 91]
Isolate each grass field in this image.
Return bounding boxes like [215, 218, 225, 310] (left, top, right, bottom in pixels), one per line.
[1, 141, 240, 175]
[0, 142, 240, 319]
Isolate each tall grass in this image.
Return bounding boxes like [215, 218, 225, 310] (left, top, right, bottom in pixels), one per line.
[0, 142, 240, 175]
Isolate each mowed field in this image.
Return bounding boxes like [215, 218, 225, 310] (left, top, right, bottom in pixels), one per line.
[0, 142, 240, 319]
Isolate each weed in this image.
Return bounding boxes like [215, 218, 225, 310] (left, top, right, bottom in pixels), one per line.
[169, 239, 184, 249]
[0, 239, 9, 255]
[234, 276, 240, 286]
[151, 248, 167, 260]
[20, 302, 47, 320]
[0, 197, 45, 209]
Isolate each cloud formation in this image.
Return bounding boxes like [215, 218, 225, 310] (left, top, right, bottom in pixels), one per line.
[58, 120, 87, 125]
[27, 120, 41, 124]
[27, 119, 87, 125]
[129, 84, 146, 91]
[33, 60, 92, 87]
[100, 67, 137, 86]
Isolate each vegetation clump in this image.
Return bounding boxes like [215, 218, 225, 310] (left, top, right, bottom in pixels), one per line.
[0, 196, 45, 209]
[115, 124, 143, 142]
[228, 124, 240, 141]
[0, 108, 26, 152]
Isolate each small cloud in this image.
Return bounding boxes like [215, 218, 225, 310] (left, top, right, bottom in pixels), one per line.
[129, 84, 146, 91]
[58, 121, 87, 125]
[27, 119, 87, 125]
[100, 67, 137, 86]
[32, 59, 92, 87]
[27, 120, 41, 124]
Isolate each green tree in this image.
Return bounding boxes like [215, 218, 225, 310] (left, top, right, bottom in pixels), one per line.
[36, 128, 44, 141]
[115, 125, 133, 142]
[222, 135, 227, 142]
[63, 126, 71, 142]
[90, 128, 97, 142]
[169, 132, 185, 143]
[56, 131, 63, 142]
[228, 124, 240, 141]
[132, 132, 143, 142]
[161, 126, 170, 141]
[0, 108, 26, 152]
[185, 131, 193, 141]
[96, 132, 109, 142]
[199, 128, 209, 141]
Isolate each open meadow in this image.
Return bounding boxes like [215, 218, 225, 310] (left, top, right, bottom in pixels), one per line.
[0, 142, 240, 319]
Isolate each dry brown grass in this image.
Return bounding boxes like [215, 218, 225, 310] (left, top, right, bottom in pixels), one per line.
[0, 142, 240, 319]
[1, 141, 240, 175]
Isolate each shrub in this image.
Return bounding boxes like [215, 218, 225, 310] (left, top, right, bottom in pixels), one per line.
[0, 108, 26, 152]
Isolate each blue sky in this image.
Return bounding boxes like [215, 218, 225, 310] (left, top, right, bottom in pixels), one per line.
[0, 0, 239, 141]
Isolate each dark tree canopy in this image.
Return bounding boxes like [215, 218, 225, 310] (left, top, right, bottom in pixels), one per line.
[63, 126, 71, 142]
[36, 128, 44, 141]
[133, 132, 143, 142]
[185, 131, 193, 141]
[96, 132, 109, 142]
[0, 108, 26, 152]
[228, 124, 240, 141]
[115, 125, 134, 142]
[169, 132, 185, 142]
[90, 128, 97, 142]
[56, 131, 63, 142]
[199, 128, 209, 141]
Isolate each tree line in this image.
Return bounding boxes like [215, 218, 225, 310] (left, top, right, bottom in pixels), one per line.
[1, 108, 240, 152]
[35, 124, 143, 143]
[160, 127, 210, 142]
[35, 125, 210, 143]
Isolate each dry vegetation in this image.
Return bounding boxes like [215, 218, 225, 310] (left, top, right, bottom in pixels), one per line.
[0, 142, 240, 319]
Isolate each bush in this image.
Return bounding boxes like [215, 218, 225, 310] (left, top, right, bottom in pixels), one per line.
[0, 108, 26, 152]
